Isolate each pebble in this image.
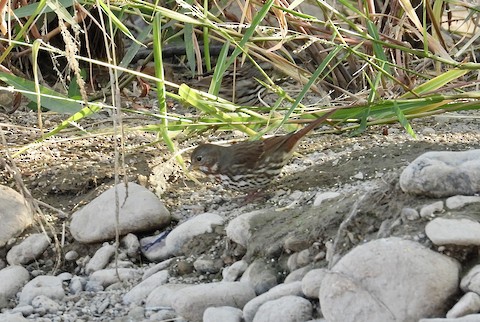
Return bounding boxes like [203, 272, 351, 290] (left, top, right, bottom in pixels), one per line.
[284, 265, 312, 283]
[301, 268, 328, 298]
[446, 195, 480, 209]
[123, 270, 169, 305]
[425, 218, 480, 246]
[226, 210, 267, 247]
[89, 268, 139, 287]
[419, 201, 444, 218]
[222, 260, 249, 282]
[401, 207, 420, 221]
[460, 265, 480, 294]
[85, 243, 116, 274]
[31, 295, 60, 314]
[6, 233, 51, 265]
[446, 292, 480, 318]
[145, 284, 189, 308]
[171, 282, 256, 322]
[193, 257, 224, 274]
[203, 306, 243, 322]
[240, 259, 278, 295]
[252, 295, 313, 322]
[121, 233, 141, 258]
[243, 281, 304, 322]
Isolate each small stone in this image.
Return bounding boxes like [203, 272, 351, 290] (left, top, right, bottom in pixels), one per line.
[31, 295, 60, 314]
[193, 257, 223, 274]
[313, 191, 341, 207]
[19, 276, 65, 306]
[240, 259, 278, 295]
[0, 265, 30, 308]
[461, 265, 480, 294]
[122, 233, 140, 258]
[422, 127, 435, 135]
[419, 201, 444, 218]
[252, 295, 313, 322]
[401, 207, 420, 221]
[85, 243, 116, 274]
[223, 260, 249, 282]
[426, 218, 480, 246]
[446, 195, 480, 210]
[352, 172, 364, 180]
[203, 306, 243, 322]
[446, 292, 480, 318]
[64, 250, 79, 262]
[7, 234, 50, 265]
[302, 268, 328, 298]
[123, 270, 169, 305]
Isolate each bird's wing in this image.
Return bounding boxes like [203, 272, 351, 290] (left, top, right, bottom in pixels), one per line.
[219, 140, 266, 173]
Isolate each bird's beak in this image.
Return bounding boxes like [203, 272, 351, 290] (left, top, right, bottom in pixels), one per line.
[188, 163, 197, 171]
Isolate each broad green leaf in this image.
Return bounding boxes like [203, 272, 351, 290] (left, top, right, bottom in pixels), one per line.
[0, 72, 83, 113]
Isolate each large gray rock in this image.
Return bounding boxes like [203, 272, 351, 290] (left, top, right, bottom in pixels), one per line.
[171, 282, 256, 322]
[0, 266, 30, 308]
[70, 183, 170, 243]
[320, 237, 460, 322]
[0, 185, 33, 247]
[18, 276, 65, 306]
[400, 150, 480, 197]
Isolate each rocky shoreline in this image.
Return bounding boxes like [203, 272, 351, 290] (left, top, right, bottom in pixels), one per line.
[0, 112, 480, 321]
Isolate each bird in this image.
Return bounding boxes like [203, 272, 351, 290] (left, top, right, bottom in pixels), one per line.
[189, 109, 336, 193]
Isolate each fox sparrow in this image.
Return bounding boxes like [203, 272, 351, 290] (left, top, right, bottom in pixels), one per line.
[190, 109, 336, 192]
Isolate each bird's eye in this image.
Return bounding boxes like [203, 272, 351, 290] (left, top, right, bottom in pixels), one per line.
[196, 155, 202, 162]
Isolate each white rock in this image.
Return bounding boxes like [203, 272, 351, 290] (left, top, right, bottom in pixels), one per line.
[419, 315, 480, 322]
[401, 207, 420, 221]
[193, 257, 223, 274]
[0, 185, 33, 248]
[69, 276, 85, 294]
[240, 259, 278, 295]
[89, 268, 139, 287]
[121, 233, 140, 258]
[123, 270, 169, 305]
[18, 276, 65, 306]
[141, 213, 223, 261]
[313, 191, 341, 207]
[0, 313, 29, 322]
[70, 182, 171, 243]
[243, 281, 304, 322]
[447, 292, 480, 318]
[223, 260, 249, 282]
[252, 295, 313, 322]
[64, 250, 78, 261]
[460, 265, 480, 294]
[142, 258, 175, 280]
[419, 201, 444, 218]
[319, 237, 460, 322]
[301, 268, 328, 299]
[284, 266, 312, 283]
[0, 265, 30, 308]
[171, 282, 256, 322]
[145, 284, 189, 308]
[31, 295, 60, 314]
[6, 233, 50, 265]
[426, 218, 480, 246]
[85, 243, 116, 274]
[352, 172, 364, 180]
[400, 150, 480, 197]
[446, 195, 480, 209]
[226, 210, 267, 247]
[203, 306, 243, 322]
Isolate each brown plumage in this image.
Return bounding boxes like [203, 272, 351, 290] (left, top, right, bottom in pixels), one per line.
[190, 109, 336, 192]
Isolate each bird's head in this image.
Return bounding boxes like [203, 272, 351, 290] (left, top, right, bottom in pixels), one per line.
[189, 144, 222, 174]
